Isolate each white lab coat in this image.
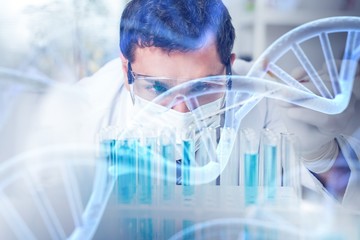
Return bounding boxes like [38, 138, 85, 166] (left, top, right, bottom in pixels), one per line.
[31, 58, 359, 212]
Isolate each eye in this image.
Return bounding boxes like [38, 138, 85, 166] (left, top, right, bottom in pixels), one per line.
[190, 82, 207, 93]
[190, 82, 219, 93]
[145, 80, 170, 95]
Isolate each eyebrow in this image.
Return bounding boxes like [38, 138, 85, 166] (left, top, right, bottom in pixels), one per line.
[133, 66, 226, 81]
[133, 72, 171, 80]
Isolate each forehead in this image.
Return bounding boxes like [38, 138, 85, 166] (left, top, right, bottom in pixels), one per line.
[131, 40, 224, 80]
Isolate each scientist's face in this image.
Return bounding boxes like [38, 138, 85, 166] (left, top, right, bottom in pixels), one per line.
[123, 40, 235, 112]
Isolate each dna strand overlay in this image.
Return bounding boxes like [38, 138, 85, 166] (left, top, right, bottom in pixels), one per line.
[0, 16, 359, 239]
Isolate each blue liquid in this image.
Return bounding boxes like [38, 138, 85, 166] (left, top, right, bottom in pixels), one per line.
[162, 219, 175, 239]
[101, 139, 116, 166]
[244, 153, 258, 205]
[116, 139, 137, 204]
[138, 144, 153, 204]
[139, 218, 153, 240]
[182, 140, 194, 196]
[162, 144, 175, 200]
[182, 220, 195, 240]
[264, 145, 277, 200]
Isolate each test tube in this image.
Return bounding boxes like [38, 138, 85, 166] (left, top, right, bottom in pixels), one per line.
[98, 126, 119, 174]
[182, 126, 195, 196]
[160, 219, 175, 240]
[115, 130, 138, 204]
[182, 220, 195, 240]
[138, 218, 154, 240]
[280, 132, 302, 201]
[159, 128, 176, 201]
[219, 127, 238, 186]
[260, 128, 279, 201]
[240, 128, 259, 205]
[138, 128, 158, 204]
[196, 127, 218, 185]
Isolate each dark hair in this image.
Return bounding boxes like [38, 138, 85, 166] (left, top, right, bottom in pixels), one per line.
[120, 0, 235, 65]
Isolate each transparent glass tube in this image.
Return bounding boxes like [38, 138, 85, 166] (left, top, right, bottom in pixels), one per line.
[182, 126, 195, 196]
[240, 128, 259, 205]
[138, 218, 154, 240]
[98, 126, 119, 169]
[114, 128, 139, 204]
[159, 128, 176, 201]
[160, 219, 175, 239]
[138, 128, 158, 204]
[260, 128, 279, 201]
[197, 127, 217, 185]
[219, 127, 239, 186]
[280, 132, 302, 200]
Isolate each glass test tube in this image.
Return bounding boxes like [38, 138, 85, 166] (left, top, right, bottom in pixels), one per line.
[182, 126, 195, 196]
[99, 126, 119, 168]
[138, 218, 153, 240]
[97, 127, 108, 159]
[159, 128, 176, 201]
[182, 220, 195, 240]
[116, 130, 138, 204]
[260, 128, 279, 201]
[280, 132, 302, 200]
[160, 219, 175, 240]
[98, 126, 119, 175]
[240, 128, 259, 205]
[99, 127, 138, 237]
[197, 127, 217, 185]
[219, 127, 238, 186]
[138, 128, 158, 204]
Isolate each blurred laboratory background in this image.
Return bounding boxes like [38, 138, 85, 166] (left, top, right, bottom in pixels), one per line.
[0, 0, 360, 239]
[1, 0, 360, 163]
[1, 0, 359, 82]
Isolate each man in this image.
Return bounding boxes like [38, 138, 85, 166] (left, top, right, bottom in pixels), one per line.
[36, 0, 358, 210]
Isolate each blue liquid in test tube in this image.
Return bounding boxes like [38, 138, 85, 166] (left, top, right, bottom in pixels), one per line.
[264, 144, 277, 200]
[138, 142, 154, 204]
[244, 152, 258, 204]
[241, 128, 259, 205]
[161, 219, 175, 239]
[162, 144, 175, 200]
[261, 128, 279, 201]
[182, 220, 195, 240]
[139, 218, 153, 240]
[182, 140, 192, 186]
[99, 126, 118, 166]
[116, 139, 137, 204]
[160, 128, 176, 201]
[100, 139, 115, 163]
[138, 127, 158, 205]
[181, 124, 196, 198]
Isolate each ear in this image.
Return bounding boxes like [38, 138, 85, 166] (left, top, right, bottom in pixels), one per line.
[120, 53, 128, 74]
[230, 53, 236, 66]
[120, 53, 130, 91]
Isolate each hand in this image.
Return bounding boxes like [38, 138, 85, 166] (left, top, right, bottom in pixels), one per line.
[279, 63, 359, 173]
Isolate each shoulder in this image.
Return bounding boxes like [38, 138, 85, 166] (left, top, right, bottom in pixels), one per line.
[77, 58, 124, 90]
[75, 58, 125, 109]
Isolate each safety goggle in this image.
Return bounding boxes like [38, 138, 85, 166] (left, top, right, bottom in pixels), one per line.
[127, 61, 232, 108]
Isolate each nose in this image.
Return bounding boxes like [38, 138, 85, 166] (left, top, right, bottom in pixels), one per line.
[171, 101, 190, 113]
